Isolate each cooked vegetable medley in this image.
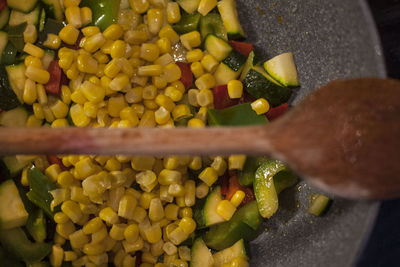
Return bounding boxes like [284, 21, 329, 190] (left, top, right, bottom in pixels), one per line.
[0, 0, 328, 266]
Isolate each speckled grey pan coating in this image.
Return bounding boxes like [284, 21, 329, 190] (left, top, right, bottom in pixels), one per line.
[235, 0, 386, 266]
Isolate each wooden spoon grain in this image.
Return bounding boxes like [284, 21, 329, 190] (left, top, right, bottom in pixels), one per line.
[0, 78, 399, 199]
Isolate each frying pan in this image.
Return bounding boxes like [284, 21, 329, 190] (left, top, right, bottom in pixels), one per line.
[236, 0, 385, 266]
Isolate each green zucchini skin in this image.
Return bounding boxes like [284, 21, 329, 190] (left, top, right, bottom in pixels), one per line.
[0, 65, 20, 110]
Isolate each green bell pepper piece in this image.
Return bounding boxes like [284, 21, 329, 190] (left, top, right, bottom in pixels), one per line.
[238, 157, 268, 186]
[208, 103, 268, 126]
[173, 12, 201, 34]
[0, 227, 51, 264]
[26, 166, 57, 218]
[1, 42, 17, 65]
[254, 160, 297, 219]
[7, 22, 27, 52]
[26, 209, 47, 243]
[203, 201, 262, 250]
[80, 0, 121, 31]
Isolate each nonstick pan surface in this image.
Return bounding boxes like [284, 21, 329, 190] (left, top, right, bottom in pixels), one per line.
[237, 0, 385, 266]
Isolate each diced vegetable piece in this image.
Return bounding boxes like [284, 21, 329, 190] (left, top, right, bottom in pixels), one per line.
[190, 237, 214, 267]
[200, 13, 227, 41]
[41, 0, 64, 21]
[225, 175, 255, 207]
[26, 209, 47, 243]
[38, 8, 46, 32]
[9, 5, 41, 27]
[222, 50, 246, 72]
[0, 227, 51, 264]
[0, 64, 20, 110]
[42, 49, 55, 70]
[264, 52, 300, 87]
[0, 106, 28, 127]
[212, 84, 239, 110]
[177, 0, 201, 14]
[5, 63, 26, 102]
[7, 0, 38, 13]
[238, 157, 267, 186]
[229, 40, 254, 58]
[80, 0, 122, 31]
[0, 180, 29, 229]
[266, 102, 289, 121]
[44, 60, 62, 95]
[204, 34, 232, 61]
[208, 103, 268, 126]
[26, 167, 57, 217]
[307, 194, 331, 216]
[240, 50, 257, 81]
[242, 66, 292, 107]
[274, 169, 298, 195]
[1, 42, 17, 65]
[176, 62, 193, 90]
[0, 7, 10, 30]
[203, 186, 225, 227]
[0, 155, 34, 177]
[217, 0, 246, 39]
[173, 12, 201, 35]
[213, 239, 248, 267]
[7, 22, 28, 52]
[203, 201, 261, 250]
[214, 62, 241, 86]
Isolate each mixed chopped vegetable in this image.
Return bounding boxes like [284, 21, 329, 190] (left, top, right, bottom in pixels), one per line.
[0, 0, 330, 266]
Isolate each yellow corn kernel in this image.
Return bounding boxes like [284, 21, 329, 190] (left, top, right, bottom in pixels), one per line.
[172, 104, 191, 121]
[251, 98, 270, 115]
[163, 156, 179, 170]
[173, 259, 188, 267]
[163, 63, 181, 83]
[25, 55, 42, 68]
[70, 89, 87, 105]
[124, 223, 140, 243]
[32, 103, 45, 120]
[83, 217, 104, 234]
[163, 205, 179, 221]
[147, 8, 163, 35]
[195, 73, 216, 90]
[66, 63, 80, 80]
[195, 107, 207, 123]
[166, 2, 181, 24]
[50, 245, 64, 267]
[162, 241, 177, 256]
[211, 156, 227, 176]
[69, 229, 89, 249]
[190, 62, 204, 79]
[100, 39, 114, 54]
[109, 73, 130, 92]
[57, 171, 74, 188]
[230, 190, 246, 207]
[228, 155, 247, 170]
[80, 7, 92, 26]
[54, 212, 69, 224]
[164, 86, 182, 102]
[216, 200, 237, 221]
[154, 95, 174, 112]
[158, 25, 179, 45]
[195, 182, 209, 199]
[65, 6, 82, 28]
[82, 26, 100, 37]
[155, 263, 167, 267]
[168, 227, 188, 245]
[145, 224, 162, 244]
[179, 217, 196, 235]
[198, 167, 218, 186]
[59, 24, 80, 45]
[142, 84, 157, 100]
[154, 53, 174, 67]
[118, 194, 137, 219]
[59, 85, 71, 105]
[50, 100, 69, 119]
[56, 220, 76, 239]
[107, 95, 126, 117]
[61, 200, 83, 223]
[142, 252, 157, 265]
[138, 110, 156, 127]
[119, 107, 139, 126]
[152, 75, 167, 89]
[83, 32, 106, 53]
[23, 24, 37, 43]
[72, 256, 89, 267]
[25, 66, 50, 84]
[149, 198, 164, 221]
[75, 157, 98, 179]
[64, 251, 78, 262]
[83, 242, 105, 256]
[83, 101, 97, 118]
[156, 37, 171, 54]
[120, 58, 134, 76]
[23, 43, 44, 58]
[131, 156, 155, 171]
[187, 89, 199, 108]
[198, 0, 217, 15]
[188, 156, 202, 171]
[140, 43, 160, 62]
[80, 81, 105, 104]
[129, 0, 149, 13]
[201, 54, 219, 73]
[197, 88, 214, 107]
[54, 232, 66, 245]
[227, 80, 243, 99]
[154, 106, 171, 125]
[139, 192, 156, 209]
[64, 0, 80, 8]
[77, 54, 98, 74]
[124, 30, 148, 45]
[111, 40, 127, 59]
[23, 79, 37, 104]
[180, 31, 201, 50]
[124, 87, 142, 104]
[88, 253, 108, 265]
[45, 164, 62, 183]
[43, 105, 55, 123]
[184, 180, 196, 207]
[123, 236, 144, 254]
[43, 33, 61, 50]
[99, 207, 119, 224]
[109, 224, 127, 241]
[104, 58, 121, 78]
[103, 24, 124, 40]
[158, 169, 181, 186]
[186, 49, 203, 63]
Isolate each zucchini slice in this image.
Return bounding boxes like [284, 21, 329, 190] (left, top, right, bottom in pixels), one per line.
[190, 237, 214, 267]
[214, 62, 242, 86]
[203, 186, 225, 227]
[213, 239, 248, 267]
[41, 0, 64, 21]
[307, 194, 331, 216]
[0, 106, 28, 127]
[204, 34, 232, 61]
[264, 52, 300, 87]
[0, 180, 29, 230]
[7, 0, 38, 13]
[177, 0, 201, 14]
[9, 5, 41, 27]
[0, 7, 10, 30]
[5, 63, 26, 103]
[217, 0, 246, 39]
[242, 66, 292, 107]
[222, 50, 246, 72]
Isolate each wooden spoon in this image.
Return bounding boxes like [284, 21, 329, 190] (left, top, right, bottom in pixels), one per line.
[0, 78, 399, 199]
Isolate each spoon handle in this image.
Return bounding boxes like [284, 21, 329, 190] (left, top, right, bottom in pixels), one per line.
[0, 126, 273, 156]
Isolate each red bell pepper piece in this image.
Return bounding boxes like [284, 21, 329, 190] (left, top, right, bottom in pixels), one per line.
[0, 0, 7, 12]
[45, 60, 62, 95]
[225, 175, 255, 207]
[213, 85, 239, 109]
[219, 171, 230, 197]
[266, 103, 289, 121]
[46, 156, 69, 171]
[229, 40, 254, 58]
[176, 62, 193, 90]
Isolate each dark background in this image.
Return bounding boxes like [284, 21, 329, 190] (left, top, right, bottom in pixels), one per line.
[357, 1, 400, 266]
